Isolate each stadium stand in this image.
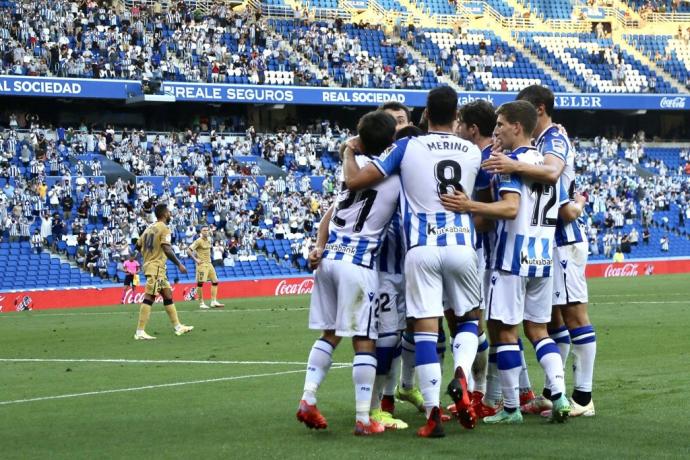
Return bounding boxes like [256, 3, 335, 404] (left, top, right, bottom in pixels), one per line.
[519, 0, 574, 20]
[0, 0, 689, 292]
[516, 32, 676, 93]
[625, 33, 690, 89]
[413, 29, 567, 91]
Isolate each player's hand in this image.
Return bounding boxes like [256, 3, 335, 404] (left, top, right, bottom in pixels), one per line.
[178, 263, 188, 274]
[482, 151, 517, 174]
[308, 247, 323, 271]
[440, 190, 473, 213]
[573, 192, 586, 207]
[345, 136, 363, 154]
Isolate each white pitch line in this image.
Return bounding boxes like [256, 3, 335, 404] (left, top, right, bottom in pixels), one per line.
[0, 358, 352, 366]
[0, 307, 308, 318]
[592, 301, 690, 305]
[0, 366, 349, 406]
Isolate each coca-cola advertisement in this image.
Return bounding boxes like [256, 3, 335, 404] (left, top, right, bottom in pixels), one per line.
[0, 276, 316, 312]
[2, 257, 690, 313]
[585, 259, 690, 278]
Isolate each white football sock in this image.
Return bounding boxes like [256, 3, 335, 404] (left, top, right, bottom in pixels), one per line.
[302, 338, 334, 404]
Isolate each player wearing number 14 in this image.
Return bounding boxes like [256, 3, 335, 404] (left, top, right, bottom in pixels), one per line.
[133, 203, 194, 340]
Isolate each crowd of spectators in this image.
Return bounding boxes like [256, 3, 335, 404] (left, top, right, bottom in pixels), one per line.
[0, 1, 326, 86]
[2, 110, 690, 278]
[0, 116, 349, 280]
[574, 133, 690, 259]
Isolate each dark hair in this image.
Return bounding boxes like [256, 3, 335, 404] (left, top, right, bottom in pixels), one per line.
[154, 203, 168, 219]
[458, 100, 497, 137]
[395, 125, 424, 140]
[357, 111, 397, 155]
[379, 101, 412, 124]
[426, 86, 458, 126]
[516, 85, 555, 117]
[496, 101, 538, 137]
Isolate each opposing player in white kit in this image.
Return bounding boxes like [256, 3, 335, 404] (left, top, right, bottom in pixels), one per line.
[344, 86, 483, 437]
[443, 101, 583, 424]
[296, 111, 400, 436]
[486, 85, 596, 417]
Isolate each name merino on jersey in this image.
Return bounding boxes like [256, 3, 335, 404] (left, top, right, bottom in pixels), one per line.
[536, 125, 585, 246]
[490, 147, 569, 277]
[373, 133, 481, 249]
[322, 154, 399, 268]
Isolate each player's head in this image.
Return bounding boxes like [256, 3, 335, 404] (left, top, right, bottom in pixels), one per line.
[494, 101, 538, 151]
[357, 110, 397, 156]
[154, 203, 171, 224]
[201, 226, 209, 238]
[457, 99, 497, 143]
[380, 101, 412, 132]
[395, 125, 424, 141]
[425, 86, 458, 128]
[516, 85, 554, 129]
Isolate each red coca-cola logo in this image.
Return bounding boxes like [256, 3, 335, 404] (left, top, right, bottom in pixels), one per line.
[122, 288, 170, 304]
[604, 263, 639, 277]
[274, 279, 314, 296]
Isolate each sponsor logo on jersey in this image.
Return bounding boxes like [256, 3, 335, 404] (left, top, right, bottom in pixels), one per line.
[324, 242, 357, 255]
[560, 260, 568, 269]
[520, 252, 552, 266]
[426, 224, 470, 236]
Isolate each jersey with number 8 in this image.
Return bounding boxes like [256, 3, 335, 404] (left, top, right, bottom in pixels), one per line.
[373, 133, 481, 249]
[322, 154, 400, 269]
[489, 146, 569, 277]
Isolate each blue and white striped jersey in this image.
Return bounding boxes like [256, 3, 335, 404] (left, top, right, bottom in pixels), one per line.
[489, 146, 569, 277]
[378, 210, 405, 275]
[535, 125, 586, 246]
[374, 133, 482, 250]
[474, 144, 494, 261]
[323, 154, 399, 269]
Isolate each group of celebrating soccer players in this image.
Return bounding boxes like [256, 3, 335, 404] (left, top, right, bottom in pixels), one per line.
[296, 85, 597, 437]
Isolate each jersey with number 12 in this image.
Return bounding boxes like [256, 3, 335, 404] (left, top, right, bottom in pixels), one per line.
[322, 154, 400, 269]
[489, 146, 569, 277]
[374, 132, 481, 250]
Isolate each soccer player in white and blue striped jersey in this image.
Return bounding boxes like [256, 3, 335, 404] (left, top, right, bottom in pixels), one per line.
[343, 87, 482, 437]
[453, 100, 501, 418]
[296, 111, 401, 436]
[485, 85, 596, 417]
[443, 101, 578, 424]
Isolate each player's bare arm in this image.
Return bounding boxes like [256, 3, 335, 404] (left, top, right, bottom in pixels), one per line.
[308, 204, 334, 271]
[186, 247, 200, 264]
[559, 192, 586, 223]
[163, 243, 187, 274]
[482, 152, 564, 185]
[441, 190, 520, 220]
[342, 146, 384, 191]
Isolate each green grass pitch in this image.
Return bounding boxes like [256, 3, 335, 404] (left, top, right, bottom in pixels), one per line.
[1, 274, 689, 459]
